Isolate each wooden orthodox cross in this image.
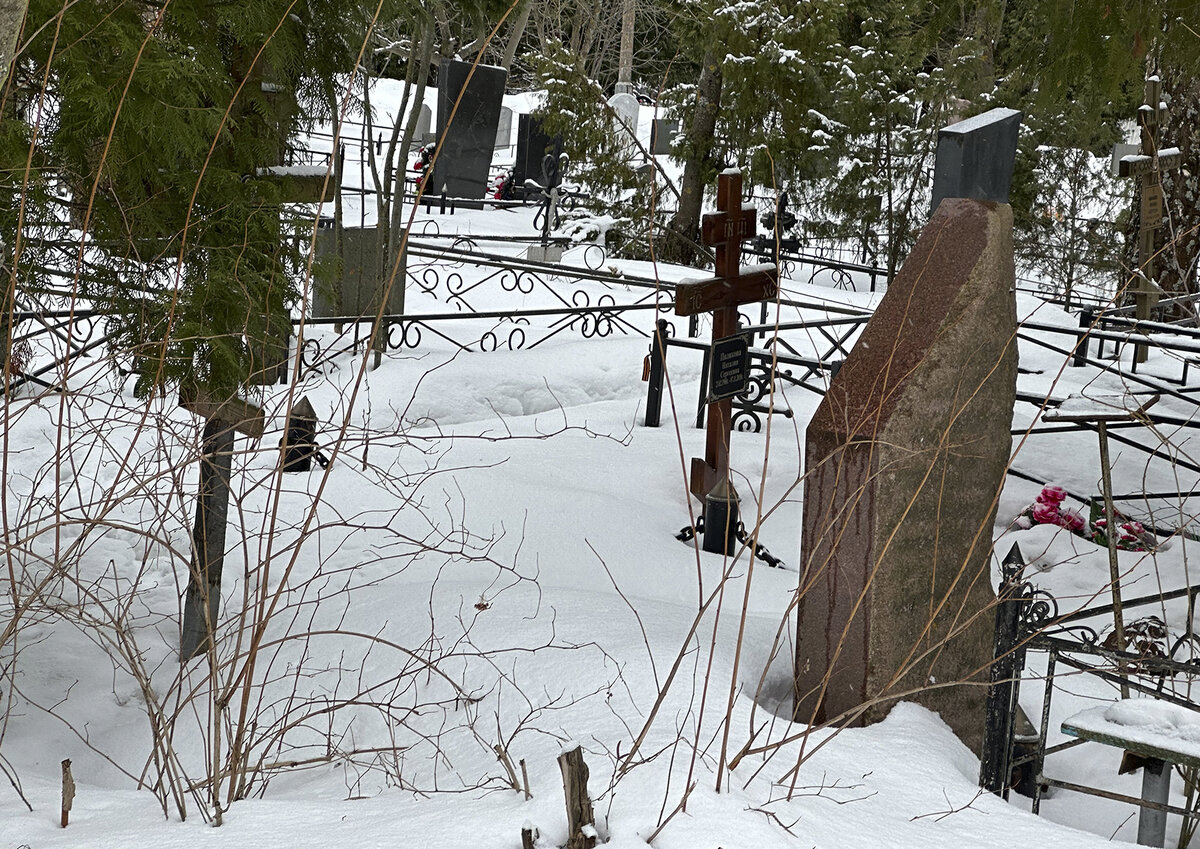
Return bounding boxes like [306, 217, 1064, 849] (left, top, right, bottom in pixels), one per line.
[674, 168, 778, 553]
[1117, 75, 1182, 363]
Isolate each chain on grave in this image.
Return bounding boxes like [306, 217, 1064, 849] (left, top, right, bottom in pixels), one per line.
[675, 516, 783, 569]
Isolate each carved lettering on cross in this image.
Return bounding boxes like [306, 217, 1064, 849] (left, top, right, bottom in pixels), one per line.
[675, 169, 779, 505]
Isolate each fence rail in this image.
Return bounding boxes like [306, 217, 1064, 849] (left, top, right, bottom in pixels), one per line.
[980, 542, 1200, 811]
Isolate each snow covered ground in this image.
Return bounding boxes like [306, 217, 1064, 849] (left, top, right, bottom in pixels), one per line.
[6, 78, 1200, 848]
[5, 195, 1200, 848]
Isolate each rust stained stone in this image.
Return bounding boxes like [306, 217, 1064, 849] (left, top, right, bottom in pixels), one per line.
[795, 198, 1017, 754]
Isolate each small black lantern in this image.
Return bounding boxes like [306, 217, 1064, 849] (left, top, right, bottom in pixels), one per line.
[280, 396, 327, 472]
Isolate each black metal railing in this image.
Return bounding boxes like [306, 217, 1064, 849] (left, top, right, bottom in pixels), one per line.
[980, 542, 1200, 805]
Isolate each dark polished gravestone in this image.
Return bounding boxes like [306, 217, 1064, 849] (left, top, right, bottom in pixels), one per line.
[513, 114, 562, 196]
[930, 107, 1022, 214]
[650, 119, 678, 156]
[430, 59, 507, 204]
[794, 197, 1017, 754]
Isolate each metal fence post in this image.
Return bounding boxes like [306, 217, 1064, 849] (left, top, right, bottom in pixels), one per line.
[980, 543, 1026, 794]
[696, 346, 711, 429]
[644, 319, 668, 427]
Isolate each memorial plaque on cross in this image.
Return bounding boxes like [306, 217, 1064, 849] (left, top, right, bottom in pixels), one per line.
[674, 168, 778, 554]
[1117, 75, 1182, 363]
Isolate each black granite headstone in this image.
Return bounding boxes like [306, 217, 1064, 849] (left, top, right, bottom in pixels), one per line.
[513, 114, 562, 197]
[431, 59, 507, 204]
[650, 119, 678, 156]
[930, 107, 1022, 215]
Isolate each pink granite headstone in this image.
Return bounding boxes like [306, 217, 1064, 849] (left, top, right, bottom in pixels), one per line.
[794, 197, 1017, 753]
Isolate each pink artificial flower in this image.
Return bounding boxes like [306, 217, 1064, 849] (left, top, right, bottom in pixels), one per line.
[1038, 485, 1068, 505]
[1059, 510, 1086, 532]
[1031, 502, 1060, 525]
[1121, 521, 1145, 536]
[1093, 518, 1108, 529]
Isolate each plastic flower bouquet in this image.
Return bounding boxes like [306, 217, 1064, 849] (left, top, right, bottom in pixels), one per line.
[1014, 484, 1156, 552]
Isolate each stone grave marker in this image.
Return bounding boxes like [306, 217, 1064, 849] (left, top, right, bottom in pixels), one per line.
[416, 103, 432, 143]
[608, 91, 639, 140]
[674, 168, 778, 555]
[650, 119, 678, 155]
[431, 59, 507, 204]
[312, 225, 404, 318]
[930, 107, 1022, 214]
[794, 196, 1017, 753]
[513, 114, 562, 197]
[495, 105, 514, 149]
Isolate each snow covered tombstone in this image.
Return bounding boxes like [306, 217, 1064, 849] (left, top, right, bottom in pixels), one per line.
[794, 195, 1018, 754]
[608, 91, 639, 146]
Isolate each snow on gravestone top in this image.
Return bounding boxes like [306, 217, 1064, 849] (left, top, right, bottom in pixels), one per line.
[1063, 699, 1200, 767]
[930, 106, 1022, 215]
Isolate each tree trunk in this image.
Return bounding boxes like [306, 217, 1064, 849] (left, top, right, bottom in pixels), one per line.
[0, 0, 29, 93]
[385, 30, 434, 316]
[660, 50, 723, 267]
[500, 0, 532, 71]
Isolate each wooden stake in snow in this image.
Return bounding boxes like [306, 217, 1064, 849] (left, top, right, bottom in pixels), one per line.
[520, 757, 531, 800]
[557, 744, 596, 849]
[60, 758, 74, 828]
[520, 822, 538, 849]
[178, 389, 264, 661]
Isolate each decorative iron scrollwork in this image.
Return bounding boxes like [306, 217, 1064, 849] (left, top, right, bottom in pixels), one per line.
[1013, 576, 1101, 645]
[732, 409, 762, 432]
[583, 244, 606, 271]
[417, 268, 439, 295]
[384, 321, 423, 350]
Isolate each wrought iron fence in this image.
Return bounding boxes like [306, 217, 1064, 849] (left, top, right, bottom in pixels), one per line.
[981, 542, 1200, 811]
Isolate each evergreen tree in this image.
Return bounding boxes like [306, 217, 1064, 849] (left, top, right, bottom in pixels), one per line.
[993, 0, 1199, 301]
[2, 0, 385, 399]
[656, 0, 843, 266]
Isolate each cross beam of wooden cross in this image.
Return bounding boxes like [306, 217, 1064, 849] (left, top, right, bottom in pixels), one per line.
[674, 169, 779, 513]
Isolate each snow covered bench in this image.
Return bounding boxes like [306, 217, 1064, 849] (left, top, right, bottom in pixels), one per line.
[1058, 699, 1200, 847]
